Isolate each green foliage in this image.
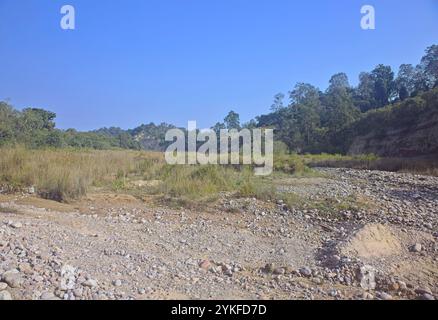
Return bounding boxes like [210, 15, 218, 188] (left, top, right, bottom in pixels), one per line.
[255, 44, 437, 155]
[0, 102, 141, 150]
[224, 111, 241, 130]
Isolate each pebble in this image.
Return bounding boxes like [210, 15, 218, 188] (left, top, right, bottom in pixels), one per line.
[73, 288, 83, 298]
[411, 243, 422, 252]
[362, 292, 374, 299]
[357, 265, 376, 291]
[299, 267, 312, 277]
[199, 260, 211, 270]
[0, 290, 12, 300]
[273, 268, 285, 275]
[10, 222, 23, 229]
[420, 293, 435, 301]
[378, 292, 393, 300]
[2, 270, 23, 288]
[415, 287, 432, 295]
[40, 292, 58, 300]
[83, 279, 98, 288]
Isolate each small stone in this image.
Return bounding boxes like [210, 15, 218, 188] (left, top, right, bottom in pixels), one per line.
[273, 268, 285, 275]
[397, 281, 407, 291]
[0, 282, 8, 290]
[0, 290, 12, 300]
[415, 287, 432, 295]
[424, 223, 433, 230]
[389, 282, 399, 291]
[10, 222, 22, 229]
[113, 279, 122, 287]
[199, 260, 211, 270]
[420, 293, 435, 301]
[18, 263, 32, 275]
[3, 271, 23, 288]
[357, 265, 376, 291]
[82, 279, 98, 288]
[73, 288, 83, 298]
[411, 243, 422, 252]
[299, 267, 312, 277]
[362, 292, 374, 300]
[378, 292, 393, 300]
[60, 265, 76, 291]
[40, 292, 58, 300]
[328, 289, 338, 297]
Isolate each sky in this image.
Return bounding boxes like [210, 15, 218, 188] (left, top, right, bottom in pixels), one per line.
[0, 0, 437, 131]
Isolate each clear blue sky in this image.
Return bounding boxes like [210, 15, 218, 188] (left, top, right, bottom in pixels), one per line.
[0, 0, 437, 131]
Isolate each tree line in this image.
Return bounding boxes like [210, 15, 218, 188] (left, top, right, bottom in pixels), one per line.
[1, 45, 436, 154]
[248, 44, 437, 154]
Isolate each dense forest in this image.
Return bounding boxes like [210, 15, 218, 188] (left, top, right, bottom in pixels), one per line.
[0, 45, 437, 155]
[253, 44, 438, 154]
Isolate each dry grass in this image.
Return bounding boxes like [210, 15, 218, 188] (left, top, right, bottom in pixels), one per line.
[306, 153, 438, 176]
[0, 147, 285, 204]
[0, 147, 157, 201]
[5, 147, 434, 207]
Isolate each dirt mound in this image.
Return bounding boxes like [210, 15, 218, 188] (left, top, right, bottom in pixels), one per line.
[340, 223, 402, 259]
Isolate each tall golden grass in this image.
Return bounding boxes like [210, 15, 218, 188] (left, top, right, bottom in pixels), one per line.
[5, 147, 434, 206]
[0, 147, 281, 203]
[0, 147, 157, 201]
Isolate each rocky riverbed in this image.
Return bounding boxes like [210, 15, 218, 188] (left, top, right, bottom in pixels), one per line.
[0, 168, 437, 300]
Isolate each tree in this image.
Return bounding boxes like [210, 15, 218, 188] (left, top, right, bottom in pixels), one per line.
[289, 83, 320, 106]
[21, 108, 57, 131]
[420, 45, 438, 88]
[211, 122, 226, 135]
[224, 111, 240, 130]
[324, 87, 360, 132]
[395, 64, 416, 100]
[288, 83, 322, 151]
[270, 93, 285, 112]
[355, 72, 376, 112]
[242, 119, 257, 129]
[371, 64, 395, 108]
[328, 73, 350, 91]
[0, 102, 18, 145]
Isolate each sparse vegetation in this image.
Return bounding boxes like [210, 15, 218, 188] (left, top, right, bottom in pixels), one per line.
[0, 147, 142, 201]
[306, 153, 438, 176]
[1, 147, 436, 206]
[0, 147, 318, 205]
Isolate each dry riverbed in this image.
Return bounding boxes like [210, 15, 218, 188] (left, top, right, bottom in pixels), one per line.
[0, 168, 437, 300]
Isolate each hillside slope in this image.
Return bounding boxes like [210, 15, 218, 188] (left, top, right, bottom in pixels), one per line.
[348, 89, 438, 157]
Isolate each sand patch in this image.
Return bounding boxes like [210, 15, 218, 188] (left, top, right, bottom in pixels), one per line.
[340, 223, 402, 259]
[85, 193, 140, 204]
